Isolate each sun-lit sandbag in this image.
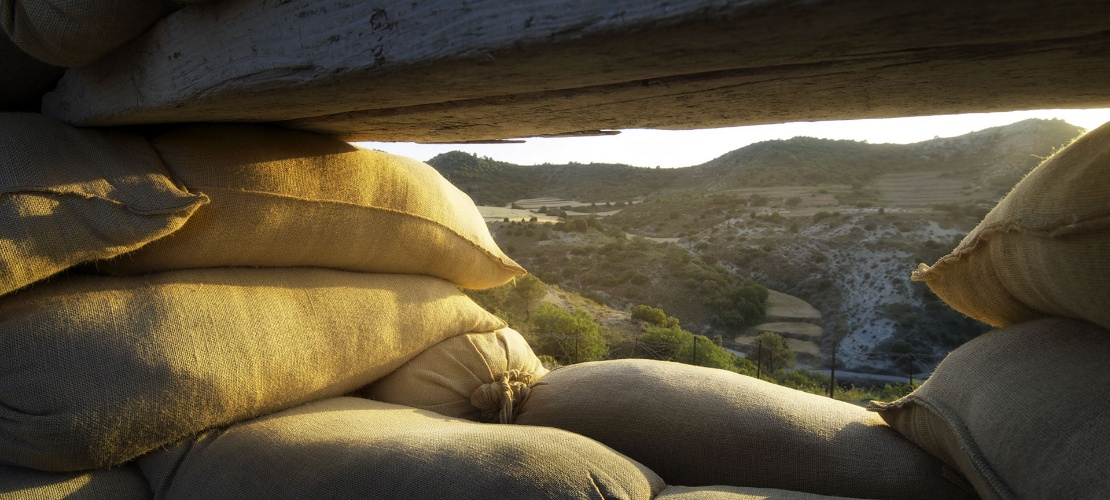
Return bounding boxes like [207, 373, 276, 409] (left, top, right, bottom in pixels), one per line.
[0, 268, 504, 471]
[515, 359, 975, 500]
[656, 485, 868, 500]
[366, 328, 548, 423]
[138, 397, 665, 500]
[869, 317, 1110, 500]
[0, 113, 206, 297]
[0, 462, 150, 500]
[95, 124, 524, 289]
[913, 121, 1110, 331]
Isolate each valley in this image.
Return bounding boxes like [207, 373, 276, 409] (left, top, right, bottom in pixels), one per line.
[439, 118, 1085, 383]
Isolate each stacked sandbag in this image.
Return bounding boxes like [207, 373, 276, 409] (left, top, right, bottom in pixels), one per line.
[95, 124, 524, 289]
[913, 120, 1110, 331]
[0, 118, 534, 497]
[366, 327, 548, 423]
[889, 122, 1110, 498]
[0, 269, 504, 471]
[0, 113, 206, 296]
[514, 359, 976, 500]
[869, 318, 1110, 500]
[138, 397, 665, 500]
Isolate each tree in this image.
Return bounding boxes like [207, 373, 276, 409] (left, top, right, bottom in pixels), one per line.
[746, 332, 796, 375]
[512, 274, 546, 320]
[674, 334, 738, 371]
[530, 303, 608, 364]
[710, 282, 769, 331]
[639, 325, 691, 360]
[631, 304, 680, 328]
[567, 218, 589, 232]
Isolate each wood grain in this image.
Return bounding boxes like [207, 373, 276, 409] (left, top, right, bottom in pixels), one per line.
[41, 0, 1110, 142]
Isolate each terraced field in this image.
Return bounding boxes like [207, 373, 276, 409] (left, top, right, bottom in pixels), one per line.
[871, 171, 973, 207]
[732, 290, 824, 365]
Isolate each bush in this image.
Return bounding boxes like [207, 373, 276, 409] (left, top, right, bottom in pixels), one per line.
[639, 325, 692, 360]
[530, 303, 608, 364]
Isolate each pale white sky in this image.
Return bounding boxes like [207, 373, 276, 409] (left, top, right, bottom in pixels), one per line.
[357, 109, 1110, 169]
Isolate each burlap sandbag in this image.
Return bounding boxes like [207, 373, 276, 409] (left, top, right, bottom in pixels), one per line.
[0, 113, 206, 297]
[515, 359, 975, 500]
[138, 397, 664, 500]
[656, 485, 866, 500]
[0, 33, 62, 111]
[0, 0, 179, 67]
[0, 463, 150, 500]
[868, 317, 1110, 500]
[0, 268, 505, 471]
[367, 328, 548, 423]
[913, 121, 1110, 331]
[96, 124, 524, 290]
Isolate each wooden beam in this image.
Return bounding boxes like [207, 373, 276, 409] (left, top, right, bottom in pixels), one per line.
[42, 0, 1110, 142]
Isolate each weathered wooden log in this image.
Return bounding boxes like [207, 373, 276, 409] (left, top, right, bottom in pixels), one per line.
[42, 0, 1110, 142]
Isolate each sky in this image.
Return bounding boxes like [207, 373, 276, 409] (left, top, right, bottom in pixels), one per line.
[356, 108, 1110, 169]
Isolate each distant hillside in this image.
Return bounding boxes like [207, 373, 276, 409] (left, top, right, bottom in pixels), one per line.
[690, 118, 1082, 192]
[427, 152, 679, 206]
[429, 119, 1084, 205]
[445, 118, 1088, 375]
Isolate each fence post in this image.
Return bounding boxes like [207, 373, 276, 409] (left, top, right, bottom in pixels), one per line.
[756, 339, 763, 380]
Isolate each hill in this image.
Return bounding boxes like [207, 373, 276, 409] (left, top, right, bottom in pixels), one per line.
[441, 119, 1087, 375]
[429, 118, 1084, 206]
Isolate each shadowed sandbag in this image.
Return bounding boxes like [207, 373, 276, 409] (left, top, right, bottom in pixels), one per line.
[656, 485, 868, 500]
[0, 268, 504, 471]
[515, 359, 975, 500]
[0, 0, 179, 66]
[0, 113, 206, 297]
[913, 121, 1110, 331]
[138, 397, 664, 500]
[367, 328, 547, 423]
[96, 124, 523, 289]
[869, 317, 1110, 500]
[0, 462, 150, 500]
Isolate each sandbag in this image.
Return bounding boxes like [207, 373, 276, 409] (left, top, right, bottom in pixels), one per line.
[96, 124, 524, 289]
[367, 328, 547, 423]
[656, 485, 867, 500]
[0, 463, 150, 500]
[0, 33, 62, 111]
[515, 359, 975, 500]
[138, 397, 665, 500]
[0, 0, 178, 66]
[0, 268, 504, 471]
[0, 113, 206, 297]
[869, 317, 1110, 500]
[913, 121, 1110, 331]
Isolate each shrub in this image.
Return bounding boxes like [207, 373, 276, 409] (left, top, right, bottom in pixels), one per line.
[530, 303, 608, 364]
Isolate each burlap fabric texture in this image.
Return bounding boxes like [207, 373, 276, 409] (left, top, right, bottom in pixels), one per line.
[869, 317, 1110, 500]
[0, 268, 504, 471]
[96, 124, 524, 290]
[367, 328, 548, 423]
[0, 113, 206, 297]
[0, 0, 179, 67]
[515, 359, 976, 500]
[913, 121, 1110, 331]
[138, 397, 664, 500]
[0, 463, 150, 500]
[656, 485, 869, 500]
